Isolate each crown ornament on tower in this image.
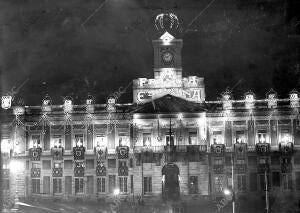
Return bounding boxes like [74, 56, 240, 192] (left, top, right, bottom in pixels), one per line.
[155, 13, 179, 33]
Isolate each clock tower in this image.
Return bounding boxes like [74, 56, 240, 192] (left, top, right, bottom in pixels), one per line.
[152, 32, 183, 82]
[132, 13, 205, 104]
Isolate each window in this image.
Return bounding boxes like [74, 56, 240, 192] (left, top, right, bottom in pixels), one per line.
[75, 134, 84, 147]
[3, 179, 9, 190]
[130, 175, 134, 193]
[97, 177, 106, 193]
[53, 178, 62, 193]
[236, 159, 245, 165]
[32, 135, 41, 148]
[42, 160, 51, 170]
[235, 130, 245, 143]
[53, 135, 62, 148]
[188, 132, 197, 145]
[119, 133, 129, 147]
[225, 156, 232, 166]
[143, 133, 151, 147]
[32, 162, 40, 168]
[248, 156, 257, 166]
[189, 176, 198, 194]
[95, 135, 107, 147]
[166, 132, 174, 146]
[75, 178, 84, 193]
[214, 158, 223, 165]
[212, 131, 223, 144]
[237, 175, 246, 191]
[32, 179, 40, 194]
[144, 177, 152, 194]
[64, 160, 73, 169]
[249, 173, 257, 192]
[257, 130, 267, 143]
[108, 159, 116, 168]
[282, 174, 292, 190]
[119, 177, 128, 193]
[272, 172, 280, 187]
[87, 176, 94, 194]
[86, 159, 94, 169]
[271, 156, 280, 165]
[227, 173, 232, 188]
[259, 174, 270, 191]
[26, 161, 29, 170]
[119, 161, 126, 167]
[108, 175, 116, 194]
[65, 176, 72, 195]
[129, 158, 133, 168]
[280, 129, 291, 143]
[214, 176, 222, 192]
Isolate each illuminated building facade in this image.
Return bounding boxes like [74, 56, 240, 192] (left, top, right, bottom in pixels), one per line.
[1, 14, 300, 208]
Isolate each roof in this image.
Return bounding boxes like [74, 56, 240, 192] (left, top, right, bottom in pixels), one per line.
[132, 94, 207, 113]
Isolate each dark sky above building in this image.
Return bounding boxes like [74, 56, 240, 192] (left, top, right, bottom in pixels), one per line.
[0, 0, 299, 105]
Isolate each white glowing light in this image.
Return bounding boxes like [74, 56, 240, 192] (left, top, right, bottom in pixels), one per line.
[64, 98, 73, 113]
[9, 160, 23, 173]
[1, 138, 11, 153]
[224, 189, 231, 196]
[160, 32, 174, 45]
[162, 175, 165, 183]
[113, 188, 120, 196]
[177, 113, 183, 120]
[259, 135, 266, 143]
[2, 96, 12, 109]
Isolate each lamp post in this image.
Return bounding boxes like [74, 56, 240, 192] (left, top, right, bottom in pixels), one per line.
[231, 153, 235, 213]
[265, 168, 269, 213]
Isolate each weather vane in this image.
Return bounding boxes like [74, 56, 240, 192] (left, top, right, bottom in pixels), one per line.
[155, 13, 179, 32]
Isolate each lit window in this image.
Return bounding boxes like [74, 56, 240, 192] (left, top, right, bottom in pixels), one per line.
[53, 135, 62, 148]
[75, 134, 84, 147]
[119, 133, 129, 147]
[75, 178, 84, 193]
[188, 132, 197, 145]
[95, 135, 107, 147]
[235, 131, 245, 144]
[97, 177, 106, 193]
[32, 135, 41, 148]
[166, 132, 174, 146]
[212, 131, 223, 144]
[280, 129, 291, 144]
[144, 177, 152, 194]
[119, 177, 128, 193]
[143, 133, 151, 147]
[257, 130, 267, 143]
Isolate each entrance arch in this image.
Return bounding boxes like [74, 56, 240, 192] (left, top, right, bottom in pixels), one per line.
[162, 163, 180, 200]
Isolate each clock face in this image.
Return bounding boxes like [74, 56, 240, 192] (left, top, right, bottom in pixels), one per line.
[162, 51, 173, 63]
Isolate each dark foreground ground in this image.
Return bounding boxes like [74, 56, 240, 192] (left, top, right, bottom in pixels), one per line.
[2, 195, 300, 213]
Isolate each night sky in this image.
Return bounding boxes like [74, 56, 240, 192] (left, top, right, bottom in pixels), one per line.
[0, 0, 299, 105]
